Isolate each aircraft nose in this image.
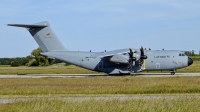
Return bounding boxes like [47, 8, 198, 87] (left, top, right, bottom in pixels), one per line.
[188, 57, 193, 66]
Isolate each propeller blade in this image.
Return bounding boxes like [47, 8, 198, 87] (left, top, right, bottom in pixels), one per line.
[140, 46, 144, 56]
[127, 59, 133, 71]
[139, 46, 147, 66]
[140, 46, 147, 60]
[128, 48, 133, 58]
[127, 48, 136, 72]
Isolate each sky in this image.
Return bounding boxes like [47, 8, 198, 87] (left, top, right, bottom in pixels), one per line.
[1, 0, 200, 57]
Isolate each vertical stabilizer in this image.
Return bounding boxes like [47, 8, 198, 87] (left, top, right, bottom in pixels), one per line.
[8, 21, 67, 52]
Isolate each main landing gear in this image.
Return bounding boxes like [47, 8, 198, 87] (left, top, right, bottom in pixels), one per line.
[170, 69, 176, 75]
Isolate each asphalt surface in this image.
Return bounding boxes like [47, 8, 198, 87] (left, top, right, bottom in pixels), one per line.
[0, 73, 200, 78]
[1, 95, 200, 104]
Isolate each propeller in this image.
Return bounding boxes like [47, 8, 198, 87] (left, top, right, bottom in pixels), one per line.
[139, 46, 147, 66]
[127, 48, 136, 71]
[127, 47, 148, 71]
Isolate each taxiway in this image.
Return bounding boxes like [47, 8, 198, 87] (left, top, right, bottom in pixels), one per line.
[1, 95, 200, 104]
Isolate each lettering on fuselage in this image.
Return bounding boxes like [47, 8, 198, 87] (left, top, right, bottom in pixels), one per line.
[154, 55, 170, 58]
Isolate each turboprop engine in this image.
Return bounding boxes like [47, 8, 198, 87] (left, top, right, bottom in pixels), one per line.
[110, 54, 130, 64]
[110, 47, 147, 71]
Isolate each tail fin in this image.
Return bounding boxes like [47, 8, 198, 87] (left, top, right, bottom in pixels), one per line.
[8, 21, 67, 52]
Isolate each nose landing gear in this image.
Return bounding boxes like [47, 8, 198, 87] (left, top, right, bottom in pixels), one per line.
[170, 69, 176, 75]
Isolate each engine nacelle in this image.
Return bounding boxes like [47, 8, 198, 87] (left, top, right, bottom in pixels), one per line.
[110, 54, 129, 64]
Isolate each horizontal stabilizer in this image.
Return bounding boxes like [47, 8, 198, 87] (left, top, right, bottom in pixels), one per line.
[7, 24, 47, 28]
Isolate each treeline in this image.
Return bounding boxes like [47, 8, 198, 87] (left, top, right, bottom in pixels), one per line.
[0, 58, 24, 65]
[185, 51, 197, 56]
[0, 48, 68, 67]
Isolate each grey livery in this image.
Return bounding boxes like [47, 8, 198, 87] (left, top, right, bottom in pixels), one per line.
[8, 21, 193, 75]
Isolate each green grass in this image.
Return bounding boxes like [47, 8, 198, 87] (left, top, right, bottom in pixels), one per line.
[1, 96, 200, 112]
[0, 77, 200, 95]
[0, 65, 100, 74]
[190, 55, 200, 58]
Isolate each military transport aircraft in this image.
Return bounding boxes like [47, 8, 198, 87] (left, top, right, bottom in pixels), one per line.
[8, 21, 193, 75]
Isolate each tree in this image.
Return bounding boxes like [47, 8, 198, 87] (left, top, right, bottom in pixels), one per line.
[0, 58, 24, 65]
[0, 48, 71, 66]
[27, 59, 38, 66]
[10, 60, 20, 67]
[30, 48, 50, 66]
[31, 48, 43, 57]
[192, 50, 195, 56]
[22, 58, 29, 66]
[37, 56, 49, 66]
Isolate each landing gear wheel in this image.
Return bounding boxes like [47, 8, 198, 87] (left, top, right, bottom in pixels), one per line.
[170, 69, 176, 75]
[171, 72, 175, 75]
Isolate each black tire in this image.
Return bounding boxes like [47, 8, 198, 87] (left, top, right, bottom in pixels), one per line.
[171, 72, 175, 75]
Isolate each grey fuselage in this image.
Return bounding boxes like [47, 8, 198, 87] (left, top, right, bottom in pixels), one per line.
[41, 49, 191, 74]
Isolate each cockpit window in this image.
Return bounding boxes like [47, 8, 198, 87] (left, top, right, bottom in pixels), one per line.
[179, 53, 186, 56]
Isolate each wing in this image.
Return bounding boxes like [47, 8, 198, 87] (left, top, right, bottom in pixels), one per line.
[94, 49, 129, 58]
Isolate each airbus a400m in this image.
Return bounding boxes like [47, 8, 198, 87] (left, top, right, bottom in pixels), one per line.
[8, 21, 193, 75]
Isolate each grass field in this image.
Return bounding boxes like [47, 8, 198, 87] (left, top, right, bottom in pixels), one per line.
[0, 96, 200, 112]
[0, 61, 199, 74]
[0, 76, 200, 95]
[0, 65, 100, 74]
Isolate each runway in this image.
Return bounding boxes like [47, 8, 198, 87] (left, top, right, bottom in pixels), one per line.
[1, 95, 200, 104]
[0, 73, 200, 78]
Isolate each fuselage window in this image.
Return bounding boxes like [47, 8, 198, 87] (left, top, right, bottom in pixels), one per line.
[182, 54, 185, 56]
[179, 53, 181, 56]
